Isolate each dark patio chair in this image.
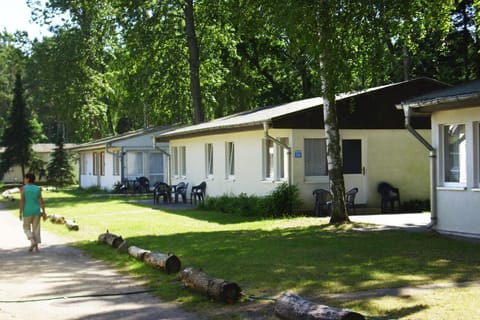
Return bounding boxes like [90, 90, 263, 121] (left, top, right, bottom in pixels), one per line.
[346, 187, 359, 214]
[135, 176, 150, 193]
[153, 182, 172, 204]
[312, 188, 332, 217]
[173, 182, 189, 203]
[377, 182, 400, 213]
[190, 181, 206, 204]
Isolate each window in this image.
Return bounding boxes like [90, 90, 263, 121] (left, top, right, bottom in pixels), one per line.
[127, 152, 143, 177]
[205, 143, 213, 177]
[226, 142, 235, 178]
[93, 152, 105, 176]
[80, 153, 87, 175]
[264, 139, 275, 179]
[149, 152, 164, 184]
[263, 137, 289, 181]
[304, 138, 327, 176]
[442, 124, 466, 185]
[172, 146, 186, 177]
[112, 151, 120, 176]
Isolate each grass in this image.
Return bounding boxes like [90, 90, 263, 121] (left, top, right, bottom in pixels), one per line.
[4, 188, 480, 319]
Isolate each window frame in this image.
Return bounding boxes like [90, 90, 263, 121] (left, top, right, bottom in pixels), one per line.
[262, 137, 289, 182]
[205, 143, 214, 178]
[225, 141, 235, 179]
[440, 123, 467, 187]
[304, 138, 328, 183]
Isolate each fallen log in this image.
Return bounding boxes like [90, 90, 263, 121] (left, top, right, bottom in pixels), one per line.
[178, 267, 241, 304]
[144, 251, 181, 274]
[274, 292, 365, 320]
[98, 231, 128, 252]
[49, 214, 65, 224]
[127, 246, 151, 260]
[64, 219, 79, 231]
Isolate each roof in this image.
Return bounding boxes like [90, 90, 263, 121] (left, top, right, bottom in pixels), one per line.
[398, 79, 480, 113]
[67, 125, 177, 151]
[156, 77, 447, 140]
[0, 143, 76, 153]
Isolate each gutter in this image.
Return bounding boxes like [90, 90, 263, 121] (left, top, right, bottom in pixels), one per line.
[263, 121, 292, 186]
[152, 135, 171, 185]
[400, 104, 437, 228]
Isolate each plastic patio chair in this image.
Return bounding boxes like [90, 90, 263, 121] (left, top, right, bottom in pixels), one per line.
[377, 182, 400, 213]
[312, 188, 332, 216]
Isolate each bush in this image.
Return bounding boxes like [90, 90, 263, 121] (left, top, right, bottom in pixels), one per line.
[200, 183, 303, 218]
[401, 199, 430, 212]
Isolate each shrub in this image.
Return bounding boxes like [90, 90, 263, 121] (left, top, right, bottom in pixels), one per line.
[201, 183, 303, 218]
[401, 199, 430, 212]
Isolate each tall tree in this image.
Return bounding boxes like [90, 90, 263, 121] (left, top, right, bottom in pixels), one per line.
[47, 131, 75, 188]
[0, 74, 34, 180]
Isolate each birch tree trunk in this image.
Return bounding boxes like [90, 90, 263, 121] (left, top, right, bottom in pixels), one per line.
[317, 2, 349, 224]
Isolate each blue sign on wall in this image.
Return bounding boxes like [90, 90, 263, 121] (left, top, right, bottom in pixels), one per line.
[294, 150, 302, 158]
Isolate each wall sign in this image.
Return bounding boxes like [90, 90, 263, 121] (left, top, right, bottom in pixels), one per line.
[294, 150, 302, 158]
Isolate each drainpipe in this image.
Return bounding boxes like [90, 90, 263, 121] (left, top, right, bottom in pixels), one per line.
[152, 135, 171, 185]
[263, 121, 292, 186]
[401, 104, 437, 228]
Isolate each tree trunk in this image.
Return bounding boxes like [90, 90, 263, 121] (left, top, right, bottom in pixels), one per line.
[184, 0, 204, 124]
[127, 246, 151, 261]
[49, 214, 65, 224]
[317, 5, 349, 224]
[144, 252, 181, 274]
[178, 267, 241, 304]
[98, 232, 128, 252]
[64, 218, 79, 231]
[274, 292, 365, 320]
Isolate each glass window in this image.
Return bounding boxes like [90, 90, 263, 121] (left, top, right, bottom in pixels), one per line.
[149, 152, 164, 184]
[226, 142, 235, 178]
[112, 151, 120, 176]
[264, 139, 275, 179]
[279, 137, 289, 180]
[304, 138, 327, 176]
[171, 147, 178, 176]
[80, 153, 87, 175]
[443, 124, 466, 184]
[263, 137, 289, 181]
[179, 146, 186, 176]
[127, 152, 144, 177]
[205, 143, 213, 177]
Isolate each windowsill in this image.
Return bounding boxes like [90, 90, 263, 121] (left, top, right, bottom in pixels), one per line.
[472, 188, 480, 192]
[437, 186, 467, 191]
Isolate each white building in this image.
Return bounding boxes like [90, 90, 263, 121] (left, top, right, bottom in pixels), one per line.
[155, 78, 449, 210]
[68, 126, 175, 191]
[399, 80, 480, 238]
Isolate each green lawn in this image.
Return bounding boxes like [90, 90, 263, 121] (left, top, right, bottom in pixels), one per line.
[5, 189, 480, 319]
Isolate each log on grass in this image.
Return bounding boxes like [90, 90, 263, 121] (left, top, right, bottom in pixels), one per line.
[64, 219, 79, 231]
[127, 246, 151, 260]
[274, 292, 365, 320]
[49, 214, 65, 224]
[144, 251, 181, 274]
[98, 232, 126, 248]
[178, 267, 241, 304]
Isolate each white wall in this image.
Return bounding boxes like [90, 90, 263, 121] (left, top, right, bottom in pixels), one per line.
[431, 107, 480, 237]
[169, 127, 431, 211]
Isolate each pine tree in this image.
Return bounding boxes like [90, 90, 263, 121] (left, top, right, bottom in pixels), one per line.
[47, 133, 75, 188]
[0, 74, 33, 180]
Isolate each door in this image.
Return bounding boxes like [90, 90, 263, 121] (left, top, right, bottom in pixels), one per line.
[342, 139, 367, 204]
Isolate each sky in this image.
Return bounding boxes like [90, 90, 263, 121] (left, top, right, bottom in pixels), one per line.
[0, 0, 51, 39]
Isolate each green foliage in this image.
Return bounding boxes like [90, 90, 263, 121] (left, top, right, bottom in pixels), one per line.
[401, 199, 431, 212]
[0, 74, 34, 180]
[202, 183, 302, 217]
[46, 133, 75, 187]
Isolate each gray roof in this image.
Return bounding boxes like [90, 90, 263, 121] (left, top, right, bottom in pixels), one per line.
[399, 79, 480, 112]
[67, 125, 177, 151]
[156, 77, 445, 140]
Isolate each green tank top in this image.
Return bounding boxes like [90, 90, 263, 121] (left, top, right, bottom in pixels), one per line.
[22, 184, 41, 217]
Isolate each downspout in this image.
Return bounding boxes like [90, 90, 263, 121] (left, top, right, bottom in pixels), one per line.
[401, 104, 437, 228]
[263, 121, 292, 186]
[152, 135, 171, 185]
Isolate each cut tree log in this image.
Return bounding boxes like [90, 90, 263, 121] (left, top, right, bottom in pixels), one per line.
[64, 219, 79, 231]
[178, 267, 241, 304]
[274, 292, 365, 320]
[49, 214, 65, 224]
[98, 231, 128, 252]
[143, 251, 181, 274]
[127, 246, 151, 260]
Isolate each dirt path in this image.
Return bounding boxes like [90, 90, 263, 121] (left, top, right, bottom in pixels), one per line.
[0, 203, 203, 320]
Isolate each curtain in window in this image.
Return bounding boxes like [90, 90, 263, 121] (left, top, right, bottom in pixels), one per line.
[305, 138, 327, 176]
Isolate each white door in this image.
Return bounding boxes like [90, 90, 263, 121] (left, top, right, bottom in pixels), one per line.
[342, 139, 367, 204]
